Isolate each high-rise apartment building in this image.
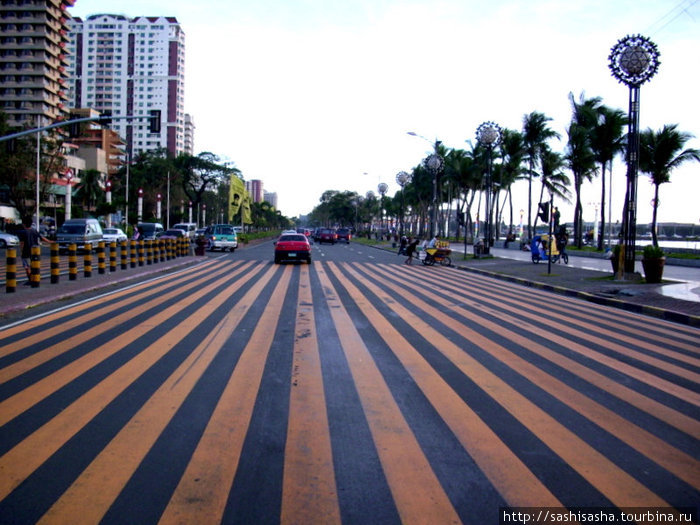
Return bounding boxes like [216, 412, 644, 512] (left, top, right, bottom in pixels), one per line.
[0, 0, 75, 128]
[66, 13, 185, 157]
[246, 179, 264, 204]
[183, 112, 194, 154]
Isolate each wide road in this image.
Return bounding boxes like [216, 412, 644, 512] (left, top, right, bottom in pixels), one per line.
[0, 240, 698, 524]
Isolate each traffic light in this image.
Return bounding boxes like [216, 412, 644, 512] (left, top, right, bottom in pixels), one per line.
[537, 202, 550, 223]
[149, 110, 161, 133]
[100, 110, 112, 127]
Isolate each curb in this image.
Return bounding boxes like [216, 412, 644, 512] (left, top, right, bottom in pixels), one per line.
[453, 264, 700, 328]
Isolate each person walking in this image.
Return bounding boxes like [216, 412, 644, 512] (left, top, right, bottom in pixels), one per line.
[404, 237, 419, 265]
[17, 217, 53, 284]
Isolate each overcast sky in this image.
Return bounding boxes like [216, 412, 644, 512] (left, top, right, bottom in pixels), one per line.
[67, 0, 700, 225]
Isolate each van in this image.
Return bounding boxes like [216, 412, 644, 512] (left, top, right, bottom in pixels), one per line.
[172, 222, 197, 239]
[56, 218, 103, 252]
[137, 222, 164, 240]
[204, 224, 238, 252]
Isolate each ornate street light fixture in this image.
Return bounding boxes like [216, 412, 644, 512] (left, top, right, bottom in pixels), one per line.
[395, 171, 411, 237]
[476, 121, 502, 255]
[378, 182, 388, 235]
[424, 153, 444, 238]
[609, 34, 660, 279]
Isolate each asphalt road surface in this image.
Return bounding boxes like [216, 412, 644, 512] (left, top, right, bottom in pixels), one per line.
[0, 240, 698, 524]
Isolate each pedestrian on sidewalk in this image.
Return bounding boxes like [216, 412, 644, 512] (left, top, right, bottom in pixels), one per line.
[405, 237, 419, 265]
[398, 235, 408, 256]
[17, 217, 53, 284]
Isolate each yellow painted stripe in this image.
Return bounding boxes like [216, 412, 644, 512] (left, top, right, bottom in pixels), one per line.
[0, 259, 224, 358]
[320, 263, 461, 524]
[327, 262, 561, 508]
[281, 264, 341, 524]
[344, 263, 671, 509]
[0, 258, 221, 342]
[430, 268, 700, 364]
[0, 264, 264, 501]
[38, 263, 281, 524]
[380, 264, 700, 437]
[0, 262, 255, 426]
[159, 265, 292, 524]
[363, 263, 700, 490]
[400, 265, 700, 405]
[0, 261, 241, 382]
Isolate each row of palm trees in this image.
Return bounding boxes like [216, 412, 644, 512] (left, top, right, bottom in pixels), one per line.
[310, 93, 699, 249]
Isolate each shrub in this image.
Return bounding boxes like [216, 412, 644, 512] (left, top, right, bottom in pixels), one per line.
[642, 244, 664, 259]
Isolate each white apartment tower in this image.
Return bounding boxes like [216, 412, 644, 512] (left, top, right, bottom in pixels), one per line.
[66, 14, 185, 157]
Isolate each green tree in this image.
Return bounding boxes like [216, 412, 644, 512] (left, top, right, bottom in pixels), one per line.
[522, 112, 560, 238]
[639, 124, 700, 247]
[590, 105, 627, 250]
[76, 168, 103, 213]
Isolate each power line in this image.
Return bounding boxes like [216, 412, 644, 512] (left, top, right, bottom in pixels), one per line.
[644, 0, 698, 35]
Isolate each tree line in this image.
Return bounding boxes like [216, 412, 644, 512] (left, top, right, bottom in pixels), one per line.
[307, 93, 699, 248]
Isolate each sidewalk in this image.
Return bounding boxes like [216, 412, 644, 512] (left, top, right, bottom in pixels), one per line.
[385, 243, 700, 327]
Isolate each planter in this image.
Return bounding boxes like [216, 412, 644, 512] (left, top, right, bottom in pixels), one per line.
[642, 257, 665, 284]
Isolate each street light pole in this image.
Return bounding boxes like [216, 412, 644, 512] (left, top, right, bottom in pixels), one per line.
[609, 34, 660, 279]
[395, 171, 410, 238]
[378, 182, 388, 236]
[407, 132, 443, 238]
[476, 121, 502, 255]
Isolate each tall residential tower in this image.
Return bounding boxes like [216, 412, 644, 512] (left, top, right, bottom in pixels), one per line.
[0, 0, 75, 128]
[66, 13, 186, 157]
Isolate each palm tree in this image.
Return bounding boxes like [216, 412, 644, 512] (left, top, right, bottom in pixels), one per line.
[590, 105, 627, 250]
[565, 121, 597, 248]
[78, 168, 103, 214]
[639, 124, 700, 247]
[522, 112, 560, 239]
[536, 147, 570, 223]
[498, 128, 527, 237]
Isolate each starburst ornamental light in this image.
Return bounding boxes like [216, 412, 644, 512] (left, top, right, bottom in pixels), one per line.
[609, 34, 660, 87]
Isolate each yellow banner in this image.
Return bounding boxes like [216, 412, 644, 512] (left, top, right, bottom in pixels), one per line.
[229, 175, 245, 218]
[241, 192, 252, 224]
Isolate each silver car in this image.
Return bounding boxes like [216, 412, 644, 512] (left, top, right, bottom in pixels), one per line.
[0, 232, 20, 248]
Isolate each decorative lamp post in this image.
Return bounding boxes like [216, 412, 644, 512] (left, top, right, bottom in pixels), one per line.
[137, 188, 143, 223]
[105, 181, 112, 227]
[395, 171, 411, 237]
[378, 182, 388, 236]
[424, 153, 444, 238]
[156, 193, 162, 221]
[476, 121, 502, 255]
[609, 34, 660, 279]
[366, 191, 375, 234]
[202, 203, 206, 227]
[188, 201, 193, 224]
[64, 170, 73, 221]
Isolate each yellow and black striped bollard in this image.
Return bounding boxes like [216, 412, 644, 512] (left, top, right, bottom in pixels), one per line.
[83, 244, 92, 278]
[129, 240, 136, 268]
[50, 242, 60, 284]
[109, 241, 117, 272]
[97, 241, 106, 274]
[68, 243, 77, 280]
[30, 245, 41, 288]
[6, 247, 17, 293]
[146, 239, 153, 265]
[120, 239, 127, 270]
[138, 239, 145, 266]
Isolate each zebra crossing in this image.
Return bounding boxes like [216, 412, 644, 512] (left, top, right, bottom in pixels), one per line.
[0, 258, 698, 523]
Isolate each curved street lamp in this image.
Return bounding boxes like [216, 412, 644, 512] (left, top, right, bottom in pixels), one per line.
[609, 34, 660, 279]
[395, 171, 411, 237]
[476, 121, 502, 255]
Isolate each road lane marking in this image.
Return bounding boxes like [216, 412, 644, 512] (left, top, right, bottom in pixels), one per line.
[328, 262, 562, 508]
[281, 264, 341, 524]
[0, 263, 265, 501]
[320, 262, 461, 524]
[159, 265, 291, 524]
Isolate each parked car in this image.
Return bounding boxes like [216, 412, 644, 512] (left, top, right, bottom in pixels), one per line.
[274, 233, 312, 264]
[336, 228, 351, 243]
[172, 222, 197, 239]
[0, 232, 20, 248]
[56, 218, 103, 252]
[159, 228, 188, 240]
[102, 227, 127, 243]
[318, 228, 337, 244]
[204, 224, 238, 251]
[137, 222, 164, 240]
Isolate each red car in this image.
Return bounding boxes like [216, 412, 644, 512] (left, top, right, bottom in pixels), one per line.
[274, 233, 312, 264]
[318, 228, 337, 244]
[336, 228, 351, 243]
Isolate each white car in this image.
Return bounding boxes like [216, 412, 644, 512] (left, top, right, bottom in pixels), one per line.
[0, 232, 20, 248]
[102, 227, 128, 243]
